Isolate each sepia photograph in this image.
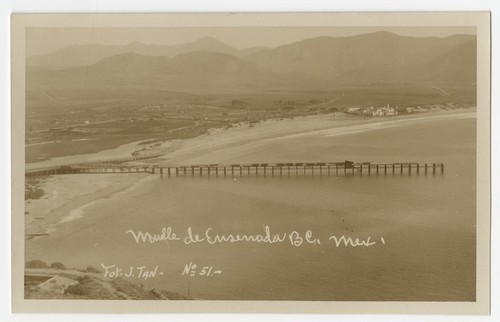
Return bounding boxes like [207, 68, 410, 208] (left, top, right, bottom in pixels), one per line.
[10, 12, 491, 314]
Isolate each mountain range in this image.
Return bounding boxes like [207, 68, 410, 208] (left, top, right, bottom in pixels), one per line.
[245, 32, 476, 83]
[27, 36, 267, 70]
[27, 32, 477, 92]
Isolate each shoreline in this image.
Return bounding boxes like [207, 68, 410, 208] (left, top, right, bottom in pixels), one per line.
[25, 109, 476, 235]
[26, 108, 476, 170]
[148, 109, 476, 166]
[25, 173, 149, 237]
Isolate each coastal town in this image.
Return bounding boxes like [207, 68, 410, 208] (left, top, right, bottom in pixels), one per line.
[343, 102, 470, 117]
[27, 99, 472, 146]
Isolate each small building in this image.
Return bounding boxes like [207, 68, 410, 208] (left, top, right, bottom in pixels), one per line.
[372, 109, 384, 117]
[386, 107, 398, 116]
[362, 106, 374, 115]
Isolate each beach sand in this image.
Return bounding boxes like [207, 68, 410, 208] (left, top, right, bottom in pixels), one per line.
[26, 109, 475, 235]
[25, 174, 149, 237]
[151, 109, 475, 166]
[26, 109, 474, 170]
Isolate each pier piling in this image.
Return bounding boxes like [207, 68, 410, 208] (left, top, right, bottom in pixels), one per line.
[26, 161, 445, 178]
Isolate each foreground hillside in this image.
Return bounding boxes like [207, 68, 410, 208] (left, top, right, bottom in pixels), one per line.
[25, 260, 190, 300]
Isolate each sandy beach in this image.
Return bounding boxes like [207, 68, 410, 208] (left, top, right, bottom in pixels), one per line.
[25, 174, 150, 237]
[27, 109, 476, 171]
[26, 109, 476, 233]
[151, 109, 475, 166]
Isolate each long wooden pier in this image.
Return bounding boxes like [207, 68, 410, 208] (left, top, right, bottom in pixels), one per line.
[26, 161, 444, 177]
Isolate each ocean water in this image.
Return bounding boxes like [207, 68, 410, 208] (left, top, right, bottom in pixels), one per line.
[26, 116, 476, 301]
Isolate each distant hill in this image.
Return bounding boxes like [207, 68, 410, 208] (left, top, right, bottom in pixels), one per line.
[34, 51, 278, 77]
[26, 32, 477, 104]
[399, 39, 477, 84]
[26, 51, 286, 99]
[244, 32, 476, 84]
[27, 36, 261, 70]
[238, 46, 269, 56]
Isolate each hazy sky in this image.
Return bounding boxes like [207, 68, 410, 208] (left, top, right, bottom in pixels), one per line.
[26, 26, 476, 56]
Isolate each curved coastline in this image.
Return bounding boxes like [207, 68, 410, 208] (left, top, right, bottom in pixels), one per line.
[26, 109, 475, 170]
[26, 109, 476, 234]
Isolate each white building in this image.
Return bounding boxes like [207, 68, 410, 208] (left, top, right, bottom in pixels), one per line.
[347, 107, 361, 113]
[386, 107, 398, 116]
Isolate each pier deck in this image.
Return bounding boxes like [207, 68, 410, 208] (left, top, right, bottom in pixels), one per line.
[25, 162, 444, 177]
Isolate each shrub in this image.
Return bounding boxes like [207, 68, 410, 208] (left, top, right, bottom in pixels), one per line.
[25, 188, 45, 200]
[86, 266, 101, 273]
[65, 283, 89, 296]
[76, 275, 92, 283]
[50, 261, 66, 269]
[25, 259, 49, 269]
